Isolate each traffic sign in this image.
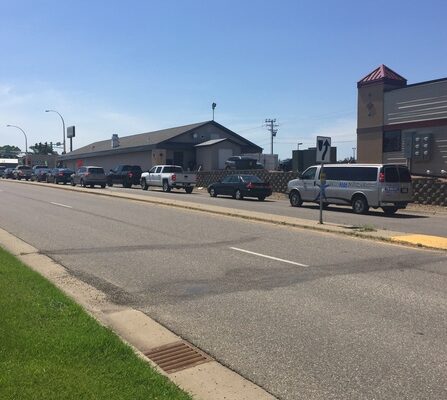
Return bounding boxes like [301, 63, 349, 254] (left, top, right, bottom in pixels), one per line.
[316, 136, 331, 163]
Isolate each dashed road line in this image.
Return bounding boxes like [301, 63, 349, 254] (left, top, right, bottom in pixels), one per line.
[50, 202, 73, 209]
[230, 247, 309, 267]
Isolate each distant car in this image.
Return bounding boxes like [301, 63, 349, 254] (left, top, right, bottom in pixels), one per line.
[279, 158, 293, 172]
[0, 166, 6, 177]
[106, 165, 142, 188]
[46, 168, 74, 184]
[208, 174, 272, 201]
[224, 156, 262, 170]
[2, 168, 15, 179]
[12, 165, 32, 180]
[31, 167, 51, 182]
[70, 166, 107, 188]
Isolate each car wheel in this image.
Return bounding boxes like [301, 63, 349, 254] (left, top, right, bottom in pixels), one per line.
[141, 178, 149, 191]
[209, 187, 217, 197]
[382, 206, 398, 215]
[107, 181, 113, 187]
[258, 196, 266, 201]
[185, 187, 193, 194]
[162, 181, 171, 192]
[101, 184, 106, 189]
[289, 191, 303, 207]
[90, 184, 94, 188]
[235, 189, 243, 200]
[352, 195, 369, 214]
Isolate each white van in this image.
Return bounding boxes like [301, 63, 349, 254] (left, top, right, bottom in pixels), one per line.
[287, 164, 412, 215]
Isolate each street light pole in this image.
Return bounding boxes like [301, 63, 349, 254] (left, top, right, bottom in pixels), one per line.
[6, 124, 28, 165]
[45, 109, 66, 154]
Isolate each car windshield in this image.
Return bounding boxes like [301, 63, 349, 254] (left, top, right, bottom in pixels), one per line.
[240, 175, 262, 183]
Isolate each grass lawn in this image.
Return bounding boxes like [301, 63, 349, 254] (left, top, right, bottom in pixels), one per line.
[0, 248, 192, 400]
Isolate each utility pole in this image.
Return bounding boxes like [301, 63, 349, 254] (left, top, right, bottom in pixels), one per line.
[264, 118, 278, 155]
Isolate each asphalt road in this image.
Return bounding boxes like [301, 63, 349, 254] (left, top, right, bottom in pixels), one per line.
[0, 181, 446, 400]
[108, 184, 447, 237]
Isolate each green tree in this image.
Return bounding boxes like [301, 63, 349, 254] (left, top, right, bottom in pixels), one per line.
[30, 142, 56, 155]
[0, 145, 21, 158]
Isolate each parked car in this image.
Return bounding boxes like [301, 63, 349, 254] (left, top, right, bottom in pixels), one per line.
[2, 167, 15, 179]
[12, 165, 32, 180]
[46, 168, 74, 184]
[279, 158, 293, 172]
[106, 165, 142, 188]
[70, 166, 107, 188]
[208, 174, 272, 201]
[31, 166, 51, 182]
[287, 163, 412, 215]
[0, 166, 6, 177]
[140, 165, 196, 193]
[224, 156, 264, 170]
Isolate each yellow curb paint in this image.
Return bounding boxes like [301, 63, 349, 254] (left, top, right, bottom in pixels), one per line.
[391, 234, 447, 250]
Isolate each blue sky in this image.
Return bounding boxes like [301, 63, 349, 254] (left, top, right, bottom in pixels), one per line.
[1, 0, 446, 160]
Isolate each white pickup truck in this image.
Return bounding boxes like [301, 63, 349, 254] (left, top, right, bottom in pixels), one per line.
[140, 165, 196, 193]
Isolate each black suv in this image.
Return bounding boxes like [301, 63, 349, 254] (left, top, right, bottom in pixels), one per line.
[106, 165, 142, 188]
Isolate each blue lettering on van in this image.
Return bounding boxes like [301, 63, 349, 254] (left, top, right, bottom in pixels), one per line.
[339, 181, 348, 188]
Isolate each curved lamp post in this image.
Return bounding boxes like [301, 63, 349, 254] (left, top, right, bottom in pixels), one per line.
[45, 109, 66, 154]
[6, 124, 28, 165]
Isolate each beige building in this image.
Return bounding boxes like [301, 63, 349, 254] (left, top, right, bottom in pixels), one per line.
[357, 65, 447, 177]
[59, 121, 262, 172]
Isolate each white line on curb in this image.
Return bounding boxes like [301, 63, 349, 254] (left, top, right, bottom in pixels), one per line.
[230, 247, 309, 267]
[50, 202, 73, 209]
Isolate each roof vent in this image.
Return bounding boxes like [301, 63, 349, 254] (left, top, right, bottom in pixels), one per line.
[111, 134, 120, 148]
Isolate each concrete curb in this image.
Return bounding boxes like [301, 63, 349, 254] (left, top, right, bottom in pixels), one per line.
[4, 179, 446, 251]
[0, 227, 277, 400]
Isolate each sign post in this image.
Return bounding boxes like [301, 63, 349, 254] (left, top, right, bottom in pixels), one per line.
[316, 136, 331, 224]
[67, 126, 75, 153]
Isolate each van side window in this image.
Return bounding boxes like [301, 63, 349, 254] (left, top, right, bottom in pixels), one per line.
[301, 167, 317, 180]
[384, 166, 399, 182]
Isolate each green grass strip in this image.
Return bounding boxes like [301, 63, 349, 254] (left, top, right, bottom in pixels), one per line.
[0, 248, 192, 400]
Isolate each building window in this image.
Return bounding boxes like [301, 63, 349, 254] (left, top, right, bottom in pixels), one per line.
[383, 131, 401, 152]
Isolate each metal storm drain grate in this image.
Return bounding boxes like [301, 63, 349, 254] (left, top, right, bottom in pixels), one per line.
[144, 341, 212, 374]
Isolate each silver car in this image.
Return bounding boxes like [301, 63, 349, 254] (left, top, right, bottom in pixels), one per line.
[71, 166, 107, 188]
[287, 164, 412, 215]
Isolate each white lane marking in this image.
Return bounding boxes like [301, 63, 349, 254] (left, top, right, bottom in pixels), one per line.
[50, 202, 73, 209]
[230, 247, 309, 267]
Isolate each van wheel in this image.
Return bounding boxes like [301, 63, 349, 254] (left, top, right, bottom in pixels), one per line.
[289, 191, 302, 207]
[185, 187, 193, 194]
[352, 195, 369, 214]
[382, 206, 398, 215]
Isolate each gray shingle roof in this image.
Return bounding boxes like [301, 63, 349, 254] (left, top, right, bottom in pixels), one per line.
[64, 121, 209, 157]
